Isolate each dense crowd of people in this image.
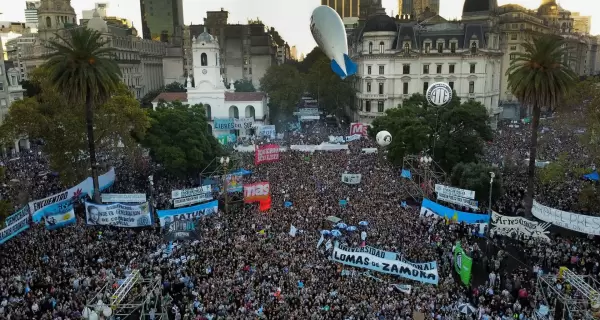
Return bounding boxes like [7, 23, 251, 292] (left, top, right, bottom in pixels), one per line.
[0, 116, 597, 320]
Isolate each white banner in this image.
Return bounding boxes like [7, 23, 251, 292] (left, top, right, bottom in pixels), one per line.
[436, 192, 479, 210]
[532, 200, 600, 235]
[434, 184, 475, 200]
[341, 173, 362, 184]
[491, 211, 551, 242]
[85, 202, 152, 228]
[171, 186, 211, 200]
[101, 193, 147, 203]
[173, 194, 212, 208]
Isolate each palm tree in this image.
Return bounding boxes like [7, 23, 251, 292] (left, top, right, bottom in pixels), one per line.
[506, 34, 578, 217]
[43, 27, 122, 203]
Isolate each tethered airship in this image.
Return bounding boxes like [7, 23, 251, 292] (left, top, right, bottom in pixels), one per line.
[310, 5, 357, 79]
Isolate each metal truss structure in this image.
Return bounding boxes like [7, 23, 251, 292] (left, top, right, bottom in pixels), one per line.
[536, 267, 600, 320]
[199, 154, 246, 213]
[399, 154, 447, 202]
[85, 270, 169, 320]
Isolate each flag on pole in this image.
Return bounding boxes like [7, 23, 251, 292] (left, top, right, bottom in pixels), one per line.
[454, 242, 473, 286]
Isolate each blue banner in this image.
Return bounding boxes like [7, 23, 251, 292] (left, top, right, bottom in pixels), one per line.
[354, 245, 438, 271]
[214, 118, 235, 130]
[5, 205, 29, 227]
[157, 200, 218, 227]
[85, 202, 152, 228]
[420, 198, 489, 224]
[0, 215, 30, 245]
[258, 125, 276, 139]
[44, 204, 76, 230]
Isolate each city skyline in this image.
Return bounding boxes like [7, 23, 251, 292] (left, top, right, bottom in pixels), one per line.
[1, 0, 598, 56]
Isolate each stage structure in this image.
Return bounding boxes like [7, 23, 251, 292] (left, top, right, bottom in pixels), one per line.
[199, 154, 245, 213]
[400, 154, 446, 202]
[84, 269, 169, 319]
[536, 267, 600, 320]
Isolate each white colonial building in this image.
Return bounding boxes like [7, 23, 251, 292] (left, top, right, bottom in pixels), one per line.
[153, 29, 268, 138]
[350, 6, 503, 126]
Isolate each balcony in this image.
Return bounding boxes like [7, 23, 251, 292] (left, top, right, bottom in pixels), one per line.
[358, 110, 381, 119]
[357, 93, 388, 100]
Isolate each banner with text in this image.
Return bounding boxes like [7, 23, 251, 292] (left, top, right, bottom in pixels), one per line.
[329, 134, 362, 143]
[244, 182, 270, 203]
[349, 123, 368, 136]
[257, 125, 276, 139]
[157, 200, 218, 227]
[531, 200, 600, 235]
[213, 117, 254, 130]
[4, 205, 29, 227]
[331, 242, 438, 285]
[436, 192, 479, 211]
[339, 245, 438, 272]
[491, 211, 551, 242]
[101, 193, 147, 203]
[255, 144, 280, 165]
[341, 173, 362, 184]
[171, 186, 212, 208]
[85, 202, 152, 228]
[0, 215, 30, 245]
[420, 198, 489, 224]
[434, 184, 475, 200]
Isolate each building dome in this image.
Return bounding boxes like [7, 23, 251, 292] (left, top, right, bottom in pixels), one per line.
[87, 10, 108, 33]
[363, 9, 397, 33]
[463, 0, 497, 16]
[537, 0, 558, 15]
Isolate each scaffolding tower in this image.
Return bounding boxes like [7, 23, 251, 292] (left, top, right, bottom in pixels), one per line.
[399, 154, 447, 202]
[536, 267, 600, 320]
[85, 270, 169, 320]
[199, 154, 246, 213]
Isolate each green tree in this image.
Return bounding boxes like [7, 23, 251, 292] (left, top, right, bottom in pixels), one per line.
[368, 93, 492, 172]
[450, 162, 503, 206]
[19, 80, 41, 97]
[141, 102, 222, 177]
[305, 55, 356, 116]
[506, 34, 578, 216]
[538, 153, 569, 185]
[165, 81, 186, 92]
[234, 79, 256, 92]
[0, 200, 13, 226]
[297, 47, 326, 73]
[259, 64, 305, 121]
[43, 27, 123, 202]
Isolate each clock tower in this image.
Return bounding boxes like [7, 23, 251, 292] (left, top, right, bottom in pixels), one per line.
[191, 28, 224, 91]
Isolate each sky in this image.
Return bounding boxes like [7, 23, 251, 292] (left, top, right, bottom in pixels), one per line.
[1, 0, 598, 56]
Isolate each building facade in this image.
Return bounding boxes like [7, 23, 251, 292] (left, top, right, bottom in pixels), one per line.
[0, 39, 27, 152]
[140, 0, 184, 43]
[399, 0, 440, 16]
[571, 12, 592, 35]
[152, 30, 268, 138]
[350, 7, 503, 126]
[25, 1, 41, 31]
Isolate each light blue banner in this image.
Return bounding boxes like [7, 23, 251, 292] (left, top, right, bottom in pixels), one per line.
[0, 215, 30, 245]
[331, 242, 438, 285]
[85, 202, 152, 228]
[30, 168, 116, 222]
[5, 205, 29, 227]
[355, 245, 438, 271]
[157, 200, 218, 227]
[258, 125, 276, 139]
[214, 118, 235, 130]
[421, 198, 489, 224]
[44, 204, 76, 230]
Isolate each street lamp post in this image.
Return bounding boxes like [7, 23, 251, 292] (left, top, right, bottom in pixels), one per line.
[220, 157, 230, 214]
[487, 172, 495, 239]
[148, 175, 155, 225]
[420, 155, 433, 197]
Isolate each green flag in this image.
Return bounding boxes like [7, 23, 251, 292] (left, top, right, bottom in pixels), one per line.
[454, 242, 472, 286]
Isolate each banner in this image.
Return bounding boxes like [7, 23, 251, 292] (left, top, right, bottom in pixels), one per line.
[420, 199, 489, 224]
[171, 186, 211, 200]
[165, 219, 198, 241]
[225, 173, 243, 192]
[30, 167, 116, 222]
[329, 134, 361, 143]
[244, 182, 270, 203]
[436, 192, 479, 211]
[391, 284, 412, 294]
[101, 193, 147, 203]
[341, 173, 362, 184]
[213, 117, 254, 130]
[349, 122, 368, 136]
[454, 242, 472, 286]
[338, 245, 438, 271]
[434, 184, 475, 200]
[531, 200, 600, 235]
[0, 215, 30, 245]
[157, 200, 218, 227]
[217, 133, 236, 145]
[491, 211, 551, 241]
[290, 143, 349, 152]
[5, 205, 29, 227]
[257, 125, 276, 139]
[85, 202, 152, 228]
[44, 204, 76, 230]
[173, 194, 213, 208]
[331, 242, 438, 285]
[255, 144, 280, 165]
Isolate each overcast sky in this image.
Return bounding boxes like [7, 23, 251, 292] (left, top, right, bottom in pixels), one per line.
[2, 0, 598, 55]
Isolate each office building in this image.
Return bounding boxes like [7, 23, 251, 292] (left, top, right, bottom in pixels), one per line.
[24, 1, 41, 31]
[140, 0, 184, 44]
[320, 0, 383, 19]
[399, 0, 439, 16]
[571, 12, 592, 34]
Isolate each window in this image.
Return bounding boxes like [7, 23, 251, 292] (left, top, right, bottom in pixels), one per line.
[379, 65, 384, 75]
[0, 82, 3, 91]
[437, 43, 443, 53]
[449, 64, 455, 73]
[404, 43, 410, 54]
[367, 66, 372, 75]
[378, 83, 384, 94]
[450, 42, 456, 53]
[201, 53, 208, 66]
[470, 64, 476, 73]
[510, 45, 517, 51]
[379, 41, 384, 53]
[365, 100, 371, 112]
[425, 42, 431, 53]
[369, 42, 373, 54]
[0, 99, 6, 107]
[423, 82, 429, 95]
[509, 54, 516, 60]
[510, 33, 518, 40]
[403, 82, 409, 94]
[471, 42, 477, 54]
[469, 81, 475, 93]
[46, 17, 51, 28]
[377, 101, 384, 112]
[403, 64, 410, 74]
[366, 82, 371, 92]
[436, 64, 442, 74]
[423, 64, 429, 74]
[449, 81, 454, 90]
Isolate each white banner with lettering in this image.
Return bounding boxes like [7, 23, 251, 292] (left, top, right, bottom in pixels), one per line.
[341, 173, 362, 184]
[436, 193, 479, 210]
[172, 186, 211, 200]
[434, 184, 475, 200]
[491, 211, 551, 242]
[532, 200, 600, 235]
[101, 193, 147, 203]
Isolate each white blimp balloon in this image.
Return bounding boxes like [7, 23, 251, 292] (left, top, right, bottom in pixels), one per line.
[376, 131, 392, 147]
[310, 6, 357, 79]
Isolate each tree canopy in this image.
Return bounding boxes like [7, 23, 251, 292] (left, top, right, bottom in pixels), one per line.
[368, 93, 493, 173]
[450, 162, 503, 206]
[259, 64, 305, 122]
[140, 101, 222, 177]
[234, 79, 256, 92]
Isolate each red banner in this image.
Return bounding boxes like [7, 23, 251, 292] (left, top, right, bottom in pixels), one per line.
[259, 195, 272, 212]
[243, 182, 270, 203]
[255, 144, 280, 165]
[349, 123, 368, 136]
